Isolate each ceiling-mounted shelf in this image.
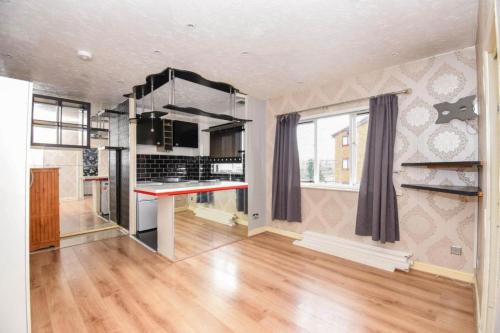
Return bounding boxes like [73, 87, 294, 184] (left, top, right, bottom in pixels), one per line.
[98, 146, 128, 151]
[163, 104, 252, 123]
[97, 109, 127, 117]
[138, 111, 168, 119]
[401, 184, 482, 197]
[90, 128, 109, 132]
[130, 67, 239, 99]
[202, 121, 246, 132]
[401, 161, 481, 168]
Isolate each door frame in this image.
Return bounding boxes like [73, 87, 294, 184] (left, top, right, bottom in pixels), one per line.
[482, 49, 500, 333]
[480, 2, 500, 331]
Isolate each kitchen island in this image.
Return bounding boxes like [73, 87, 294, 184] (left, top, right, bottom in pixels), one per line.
[134, 181, 248, 260]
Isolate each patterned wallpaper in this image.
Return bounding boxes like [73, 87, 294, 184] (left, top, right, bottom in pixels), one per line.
[266, 47, 478, 272]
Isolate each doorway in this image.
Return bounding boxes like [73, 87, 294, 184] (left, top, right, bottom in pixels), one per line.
[28, 96, 122, 251]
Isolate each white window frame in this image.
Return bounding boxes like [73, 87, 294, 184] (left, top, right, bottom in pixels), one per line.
[298, 107, 368, 191]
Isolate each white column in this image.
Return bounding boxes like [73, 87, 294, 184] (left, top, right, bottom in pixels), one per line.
[129, 97, 137, 235]
[0, 76, 32, 332]
[157, 195, 175, 260]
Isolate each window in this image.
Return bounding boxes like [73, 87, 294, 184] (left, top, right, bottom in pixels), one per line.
[32, 95, 90, 148]
[297, 121, 315, 182]
[342, 159, 349, 169]
[297, 110, 369, 187]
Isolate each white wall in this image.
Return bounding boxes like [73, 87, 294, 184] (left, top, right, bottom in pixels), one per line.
[246, 96, 267, 230]
[0, 76, 32, 332]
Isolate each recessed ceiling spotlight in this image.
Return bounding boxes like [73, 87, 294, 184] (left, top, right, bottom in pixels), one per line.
[153, 50, 161, 55]
[186, 23, 195, 29]
[0, 53, 12, 58]
[391, 52, 399, 57]
[241, 51, 249, 55]
[77, 50, 93, 61]
[296, 81, 304, 84]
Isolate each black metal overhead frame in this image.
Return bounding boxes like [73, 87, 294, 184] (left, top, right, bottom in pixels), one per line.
[98, 109, 128, 117]
[127, 67, 251, 125]
[129, 67, 239, 100]
[201, 121, 245, 133]
[163, 104, 251, 123]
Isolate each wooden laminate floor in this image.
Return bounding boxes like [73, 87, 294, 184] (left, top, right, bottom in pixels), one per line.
[135, 210, 248, 260]
[60, 197, 112, 236]
[175, 210, 247, 260]
[30, 232, 475, 333]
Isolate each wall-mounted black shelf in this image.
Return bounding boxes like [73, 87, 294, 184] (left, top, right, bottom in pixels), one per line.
[401, 184, 482, 197]
[401, 161, 482, 197]
[163, 104, 252, 123]
[401, 161, 481, 168]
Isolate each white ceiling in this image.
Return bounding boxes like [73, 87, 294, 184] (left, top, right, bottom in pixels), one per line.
[0, 0, 477, 107]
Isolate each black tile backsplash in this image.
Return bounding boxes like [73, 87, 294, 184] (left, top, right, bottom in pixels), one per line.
[136, 154, 244, 182]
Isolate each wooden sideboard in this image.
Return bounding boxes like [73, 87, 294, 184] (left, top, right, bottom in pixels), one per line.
[30, 168, 60, 251]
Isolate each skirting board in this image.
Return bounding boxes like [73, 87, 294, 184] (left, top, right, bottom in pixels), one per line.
[248, 226, 267, 237]
[236, 219, 248, 226]
[248, 226, 302, 239]
[294, 231, 412, 272]
[193, 207, 234, 226]
[235, 213, 249, 226]
[411, 261, 474, 284]
[60, 224, 120, 238]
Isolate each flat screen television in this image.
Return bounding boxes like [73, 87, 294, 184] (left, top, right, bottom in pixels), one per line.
[137, 117, 163, 145]
[173, 120, 198, 148]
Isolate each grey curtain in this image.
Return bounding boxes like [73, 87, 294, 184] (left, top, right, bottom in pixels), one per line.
[272, 113, 302, 222]
[355, 94, 399, 243]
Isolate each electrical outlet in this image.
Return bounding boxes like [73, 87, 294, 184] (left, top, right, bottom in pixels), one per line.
[450, 245, 462, 256]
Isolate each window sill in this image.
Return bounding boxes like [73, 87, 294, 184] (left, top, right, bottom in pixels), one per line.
[300, 183, 360, 192]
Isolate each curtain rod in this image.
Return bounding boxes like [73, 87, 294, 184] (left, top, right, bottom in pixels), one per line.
[276, 88, 412, 117]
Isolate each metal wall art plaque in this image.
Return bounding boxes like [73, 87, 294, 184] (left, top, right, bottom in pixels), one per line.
[433, 95, 476, 124]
